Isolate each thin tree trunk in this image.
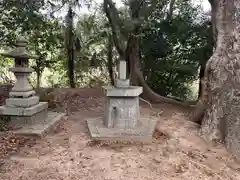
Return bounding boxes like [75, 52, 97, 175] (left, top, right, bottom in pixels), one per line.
[107, 35, 115, 86]
[198, 63, 206, 99]
[200, 0, 240, 157]
[66, 6, 75, 88]
[36, 71, 42, 89]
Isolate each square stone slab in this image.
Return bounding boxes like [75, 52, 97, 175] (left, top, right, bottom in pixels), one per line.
[87, 116, 157, 143]
[6, 96, 39, 108]
[9, 111, 66, 137]
[0, 102, 48, 116]
[103, 86, 143, 97]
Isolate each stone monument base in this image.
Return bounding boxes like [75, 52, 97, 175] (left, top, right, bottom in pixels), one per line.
[0, 102, 48, 116]
[9, 112, 65, 137]
[0, 102, 65, 137]
[86, 116, 157, 143]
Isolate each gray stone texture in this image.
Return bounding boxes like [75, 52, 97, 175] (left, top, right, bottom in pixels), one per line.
[104, 97, 140, 129]
[87, 82, 157, 142]
[103, 86, 143, 97]
[9, 67, 34, 93]
[115, 79, 130, 88]
[10, 108, 48, 127]
[87, 117, 157, 142]
[6, 96, 39, 108]
[0, 102, 48, 116]
[11, 112, 65, 137]
[9, 90, 36, 98]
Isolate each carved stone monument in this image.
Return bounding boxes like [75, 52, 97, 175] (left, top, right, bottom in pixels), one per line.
[0, 37, 65, 136]
[87, 60, 157, 142]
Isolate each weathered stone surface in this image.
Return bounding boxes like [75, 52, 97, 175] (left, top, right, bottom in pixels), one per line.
[9, 67, 34, 93]
[6, 96, 39, 108]
[90, 83, 156, 142]
[87, 116, 157, 142]
[104, 97, 139, 129]
[0, 102, 48, 116]
[119, 60, 127, 79]
[115, 79, 130, 88]
[10, 112, 65, 137]
[9, 90, 36, 98]
[103, 86, 143, 97]
[10, 108, 48, 127]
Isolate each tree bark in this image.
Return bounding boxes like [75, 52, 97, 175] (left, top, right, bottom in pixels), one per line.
[107, 35, 115, 86]
[209, 0, 218, 46]
[66, 6, 75, 88]
[36, 71, 42, 89]
[200, 0, 240, 156]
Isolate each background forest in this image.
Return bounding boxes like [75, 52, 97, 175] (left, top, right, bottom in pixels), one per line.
[0, 0, 212, 101]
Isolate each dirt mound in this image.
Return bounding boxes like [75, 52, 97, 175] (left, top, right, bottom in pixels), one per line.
[49, 88, 104, 113]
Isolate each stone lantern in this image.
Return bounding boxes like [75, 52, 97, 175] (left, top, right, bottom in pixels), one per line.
[2, 37, 37, 99]
[0, 37, 65, 136]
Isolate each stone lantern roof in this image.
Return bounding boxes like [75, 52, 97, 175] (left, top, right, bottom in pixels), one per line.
[1, 37, 37, 59]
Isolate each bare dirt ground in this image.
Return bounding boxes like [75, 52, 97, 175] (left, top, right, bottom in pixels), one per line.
[1, 88, 240, 180]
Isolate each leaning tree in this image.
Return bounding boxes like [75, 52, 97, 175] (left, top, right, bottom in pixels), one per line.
[103, 0, 192, 106]
[198, 0, 240, 156]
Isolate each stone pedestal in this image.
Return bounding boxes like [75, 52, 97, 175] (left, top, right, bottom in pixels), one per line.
[87, 60, 157, 142]
[87, 83, 157, 142]
[0, 37, 65, 137]
[103, 86, 142, 129]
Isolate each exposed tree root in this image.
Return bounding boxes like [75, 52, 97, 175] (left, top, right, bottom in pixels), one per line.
[139, 97, 163, 118]
[135, 69, 195, 108]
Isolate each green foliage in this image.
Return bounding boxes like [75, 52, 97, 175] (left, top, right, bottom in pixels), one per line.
[0, 0, 45, 45]
[140, 1, 213, 99]
[0, 0, 213, 100]
[0, 0, 64, 87]
[0, 56, 14, 84]
[73, 13, 115, 86]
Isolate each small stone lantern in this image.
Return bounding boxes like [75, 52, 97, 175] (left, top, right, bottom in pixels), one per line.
[0, 37, 65, 136]
[2, 37, 37, 99]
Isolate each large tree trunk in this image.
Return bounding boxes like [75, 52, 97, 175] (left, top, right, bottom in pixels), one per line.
[126, 34, 140, 86]
[200, 0, 240, 156]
